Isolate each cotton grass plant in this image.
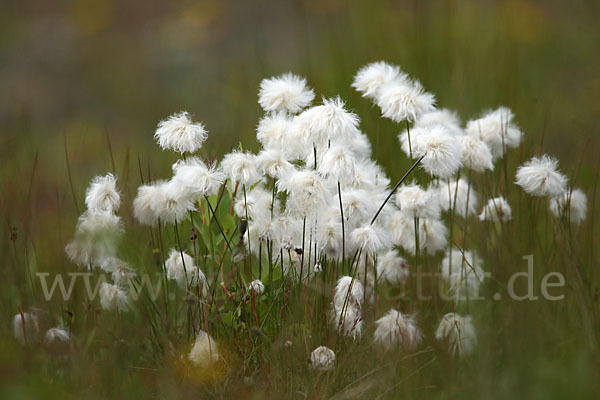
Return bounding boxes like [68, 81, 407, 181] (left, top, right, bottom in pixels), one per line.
[9, 62, 598, 398]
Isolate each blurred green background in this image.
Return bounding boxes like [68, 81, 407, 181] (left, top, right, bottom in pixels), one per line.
[1, 0, 599, 398]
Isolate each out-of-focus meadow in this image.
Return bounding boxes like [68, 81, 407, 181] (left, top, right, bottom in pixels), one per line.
[1, 0, 600, 398]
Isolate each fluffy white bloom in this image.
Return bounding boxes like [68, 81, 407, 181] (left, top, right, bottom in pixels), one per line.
[165, 249, 206, 291]
[333, 276, 364, 309]
[376, 250, 409, 285]
[316, 213, 343, 260]
[278, 170, 328, 217]
[98, 256, 129, 273]
[256, 112, 293, 150]
[373, 309, 422, 351]
[457, 135, 494, 172]
[258, 73, 314, 113]
[44, 327, 70, 345]
[13, 312, 40, 345]
[133, 181, 162, 225]
[347, 131, 372, 159]
[85, 173, 120, 213]
[309, 346, 335, 371]
[221, 151, 259, 186]
[174, 158, 226, 197]
[549, 188, 587, 224]
[147, 180, 196, 224]
[154, 111, 207, 154]
[389, 213, 447, 255]
[479, 196, 512, 222]
[515, 155, 568, 197]
[415, 108, 463, 136]
[248, 279, 265, 294]
[436, 313, 477, 357]
[318, 144, 356, 183]
[350, 224, 391, 254]
[234, 186, 274, 220]
[351, 159, 391, 190]
[377, 80, 436, 123]
[65, 210, 124, 267]
[298, 97, 361, 145]
[352, 61, 406, 99]
[465, 107, 522, 160]
[441, 249, 486, 302]
[398, 125, 428, 158]
[336, 188, 379, 225]
[256, 148, 294, 179]
[438, 179, 479, 218]
[395, 183, 441, 219]
[412, 125, 462, 178]
[99, 283, 130, 312]
[331, 303, 363, 339]
[189, 330, 219, 368]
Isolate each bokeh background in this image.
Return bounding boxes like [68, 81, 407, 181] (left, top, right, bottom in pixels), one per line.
[1, 0, 599, 397]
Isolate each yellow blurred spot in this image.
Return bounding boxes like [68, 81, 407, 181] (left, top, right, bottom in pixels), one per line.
[152, 248, 160, 254]
[501, 0, 548, 43]
[69, 0, 113, 36]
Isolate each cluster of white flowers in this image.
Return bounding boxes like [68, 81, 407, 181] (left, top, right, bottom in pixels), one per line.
[165, 249, 208, 295]
[331, 276, 364, 339]
[65, 173, 133, 312]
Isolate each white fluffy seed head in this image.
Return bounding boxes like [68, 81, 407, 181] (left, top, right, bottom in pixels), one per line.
[256, 112, 294, 151]
[165, 249, 206, 291]
[258, 73, 314, 114]
[415, 108, 463, 136]
[154, 111, 208, 154]
[436, 313, 477, 357]
[376, 250, 410, 285]
[221, 151, 259, 186]
[13, 312, 40, 345]
[457, 135, 494, 173]
[278, 169, 328, 217]
[438, 178, 479, 218]
[248, 279, 265, 295]
[373, 309, 422, 351]
[44, 327, 70, 345]
[256, 148, 294, 179]
[465, 107, 522, 160]
[133, 182, 162, 226]
[99, 283, 130, 312]
[549, 188, 587, 224]
[300, 97, 361, 145]
[334, 276, 364, 309]
[352, 61, 407, 99]
[189, 330, 219, 368]
[309, 346, 335, 371]
[395, 183, 441, 219]
[515, 155, 568, 197]
[85, 173, 120, 213]
[479, 196, 512, 222]
[350, 224, 391, 254]
[173, 158, 226, 197]
[377, 80, 436, 123]
[317, 143, 356, 183]
[412, 125, 462, 178]
[441, 249, 486, 302]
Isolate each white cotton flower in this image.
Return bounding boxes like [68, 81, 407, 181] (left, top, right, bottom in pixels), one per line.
[309, 346, 335, 371]
[278, 170, 328, 217]
[386, 210, 414, 245]
[165, 249, 206, 291]
[398, 125, 429, 158]
[248, 279, 265, 295]
[415, 108, 463, 136]
[549, 188, 587, 224]
[146, 180, 196, 224]
[331, 303, 363, 339]
[13, 312, 40, 345]
[395, 183, 441, 219]
[436, 313, 477, 357]
[515, 155, 568, 197]
[438, 179, 479, 218]
[479, 196, 512, 222]
[333, 276, 364, 309]
[99, 283, 130, 312]
[301, 97, 361, 145]
[189, 330, 219, 368]
[98, 256, 129, 273]
[350, 224, 391, 254]
[221, 151, 259, 186]
[44, 327, 70, 346]
[347, 131, 372, 159]
[350, 159, 391, 190]
[376, 250, 410, 285]
[391, 214, 448, 256]
[256, 112, 294, 150]
[316, 213, 343, 260]
[376, 80, 436, 123]
[85, 173, 120, 213]
[133, 181, 162, 226]
[256, 148, 295, 179]
[154, 111, 208, 154]
[373, 309, 422, 351]
[465, 107, 522, 160]
[412, 125, 462, 178]
[234, 186, 274, 220]
[352, 61, 406, 99]
[174, 158, 226, 197]
[336, 188, 379, 225]
[441, 249, 486, 302]
[457, 135, 494, 172]
[318, 144, 356, 183]
[258, 73, 314, 114]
